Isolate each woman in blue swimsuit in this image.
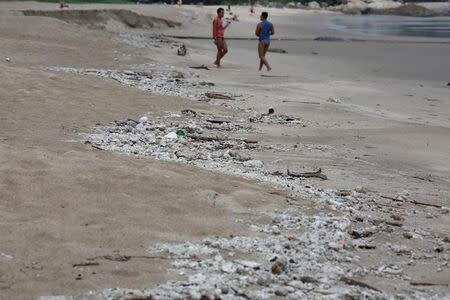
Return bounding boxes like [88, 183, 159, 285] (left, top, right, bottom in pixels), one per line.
[255, 12, 275, 71]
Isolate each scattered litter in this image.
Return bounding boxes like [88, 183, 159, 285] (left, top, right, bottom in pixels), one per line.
[139, 116, 148, 123]
[0, 252, 13, 260]
[328, 97, 342, 103]
[249, 112, 307, 126]
[177, 44, 187, 56]
[47, 67, 207, 100]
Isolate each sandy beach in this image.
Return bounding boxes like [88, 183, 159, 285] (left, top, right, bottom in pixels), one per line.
[0, 2, 449, 299]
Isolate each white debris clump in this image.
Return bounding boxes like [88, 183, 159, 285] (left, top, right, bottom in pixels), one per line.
[47, 67, 206, 100]
[83, 113, 355, 211]
[41, 208, 447, 300]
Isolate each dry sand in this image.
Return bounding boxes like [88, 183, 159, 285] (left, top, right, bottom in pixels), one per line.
[0, 2, 449, 299]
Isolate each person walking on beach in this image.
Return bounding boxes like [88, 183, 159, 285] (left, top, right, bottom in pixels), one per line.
[59, 0, 68, 8]
[213, 8, 231, 68]
[255, 11, 274, 71]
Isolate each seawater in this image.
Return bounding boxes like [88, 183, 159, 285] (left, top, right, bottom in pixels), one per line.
[329, 15, 450, 38]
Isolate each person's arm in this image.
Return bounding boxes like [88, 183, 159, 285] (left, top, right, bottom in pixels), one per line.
[212, 19, 217, 39]
[255, 23, 261, 37]
[270, 23, 275, 36]
[224, 20, 231, 30]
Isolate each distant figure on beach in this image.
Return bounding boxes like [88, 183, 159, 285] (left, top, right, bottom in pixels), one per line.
[212, 8, 231, 68]
[177, 0, 182, 7]
[59, 0, 68, 8]
[255, 11, 274, 71]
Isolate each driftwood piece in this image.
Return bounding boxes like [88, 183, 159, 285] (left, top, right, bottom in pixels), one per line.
[188, 135, 257, 144]
[91, 144, 104, 151]
[380, 195, 442, 208]
[135, 71, 153, 79]
[206, 119, 229, 124]
[412, 174, 433, 182]
[340, 276, 382, 292]
[260, 74, 289, 78]
[189, 65, 209, 70]
[384, 220, 403, 227]
[72, 262, 100, 267]
[282, 100, 321, 105]
[87, 254, 197, 262]
[410, 281, 449, 287]
[205, 92, 234, 100]
[372, 219, 403, 227]
[287, 168, 328, 180]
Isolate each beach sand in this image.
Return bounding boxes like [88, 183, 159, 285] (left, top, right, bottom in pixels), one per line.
[0, 3, 449, 299]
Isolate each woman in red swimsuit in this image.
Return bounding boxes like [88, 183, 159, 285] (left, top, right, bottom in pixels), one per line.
[212, 8, 231, 68]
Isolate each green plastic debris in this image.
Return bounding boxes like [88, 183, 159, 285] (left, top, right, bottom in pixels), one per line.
[176, 129, 186, 137]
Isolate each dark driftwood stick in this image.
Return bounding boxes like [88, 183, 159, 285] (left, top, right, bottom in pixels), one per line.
[72, 262, 100, 267]
[206, 119, 229, 124]
[384, 220, 403, 227]
[380, 195, 441, 208]
[410, 281, 449, 287]
[260, 74, 289, 78]
[188, 135, 257, 144]
[287, 168, 328, 180]
[87, 255, 197, 262]
[205, 92, 234, 100]
[340, 276, 382, 292]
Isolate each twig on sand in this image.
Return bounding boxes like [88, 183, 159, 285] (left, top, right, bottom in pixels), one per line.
[205, 92, 234, 100]
[383, 220, 403, 227]
[189, 65, 209, 70]
[72, 262, 100, 267]
[410, 281, 449, 287]
[380, 195, 442, 208]
[91, 144, 104, 151]
[340, 276, 382, 292]
[206, 119, 229, 124]
[412, 174, 433, 182]
[282, 100, 321, 105]
[188, 135, 257, 144]
[260, 74, 289, 78]
[87, 254, 197, 262]
[287, 168, 328, 180]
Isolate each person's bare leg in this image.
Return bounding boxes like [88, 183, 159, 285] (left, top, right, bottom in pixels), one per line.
[264, 43, 271, 71]
[214, 39, 223, 67]
[258, 42, 271, 71]
[220, 40, 228, 61]
[258, 42, 264, 70]
[258, 43, 264, 70]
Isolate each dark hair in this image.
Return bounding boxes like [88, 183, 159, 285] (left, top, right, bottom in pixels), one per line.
[217, 8, 224, 14]
[261, 11, 268, 18]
